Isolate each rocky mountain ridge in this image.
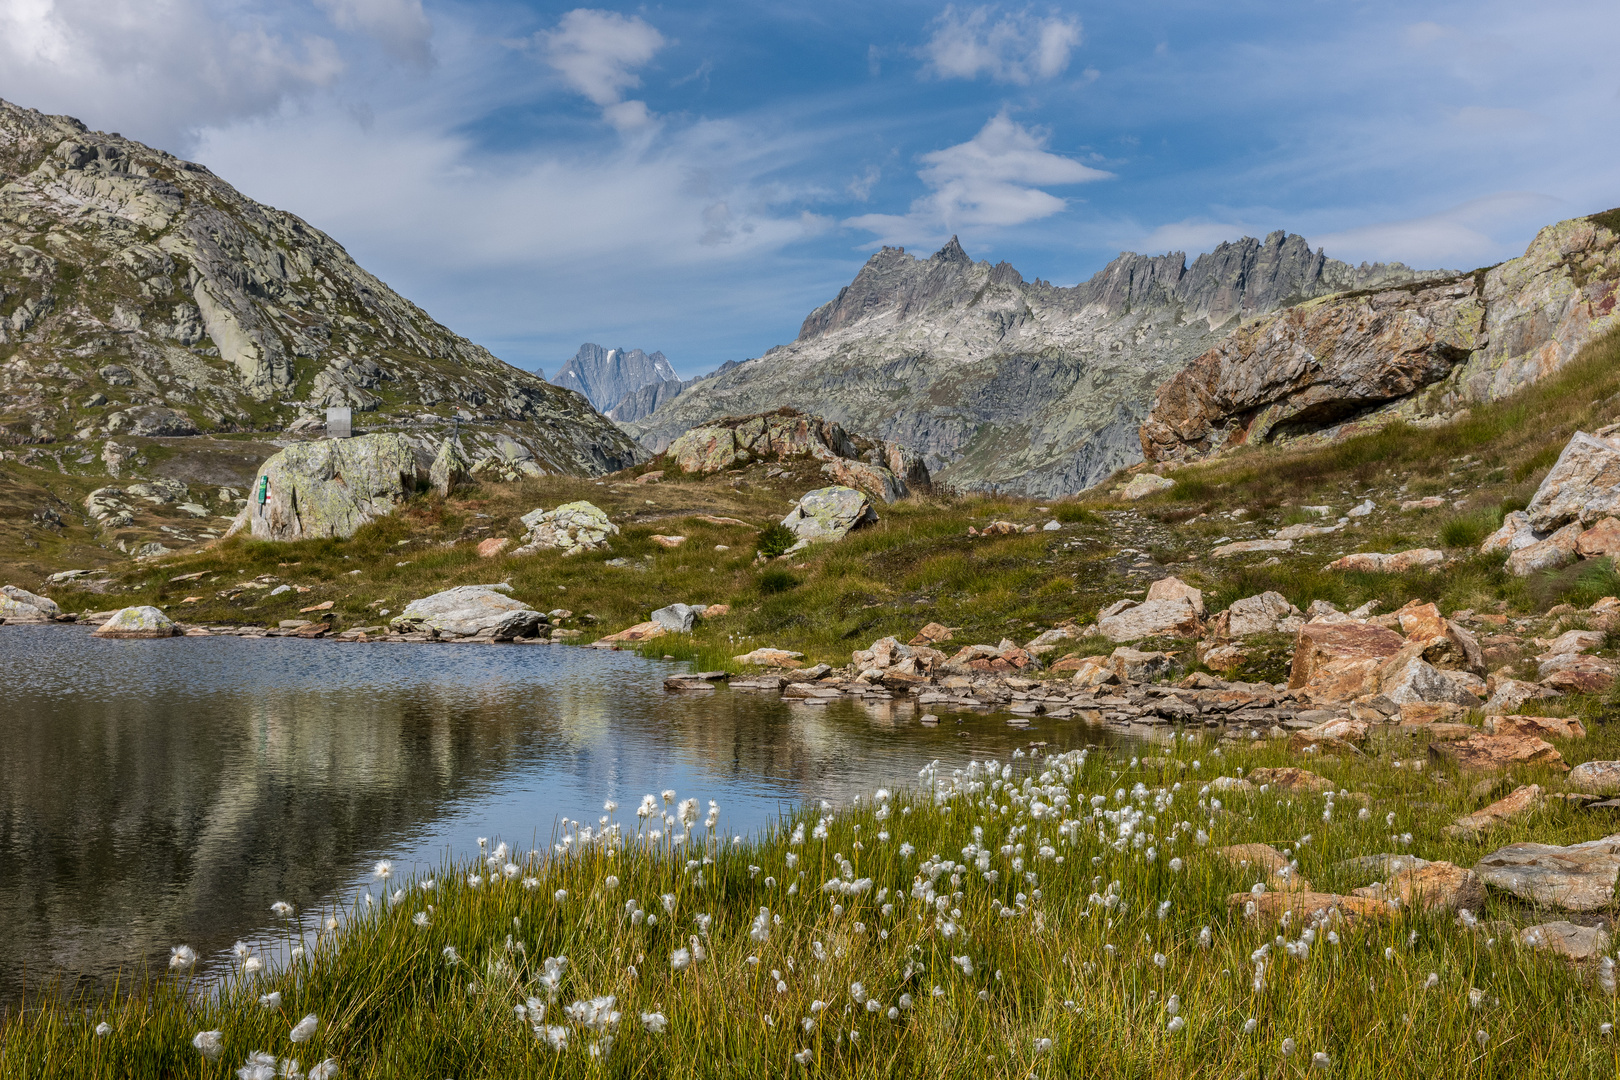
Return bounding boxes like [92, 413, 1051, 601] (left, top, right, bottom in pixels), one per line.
[551, 343, 676, 413]
[1141, 211, 1620, 462]
[0, 98, 640, 478]
[625, 233, 1438, 497]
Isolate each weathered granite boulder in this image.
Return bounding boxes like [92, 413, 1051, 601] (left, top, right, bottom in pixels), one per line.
[92, 605, 179, 638]
[1146, 576, 1203, 615]
[1538, 654, 1619, 694]
[651, 603, 704, 633]
[1479, 511, 1539, 554]
[1521, 921, 1612, 963]
[1120, 473, 1175, 500]
[1351, 861, 1485, 914]
[1576, 517, 1620, 558]
[1449, 784, 1543, 836]
[819, 459, 908, 503]
[430, 437, 469, 497]
[1568, 761, 1620, 795]
[0, 585, 60, 622]
[1506, 522, 1582, 576]
[1327, 549, 1444, 573]
[1483, 715, 1586, 740]
[781, 486, 877, 550]
[1108, 646, 1181, 682]
[1428, 732, 1565, 772]
[734, 647, 805, 666]
[1096, 597, 1201, 641]
[1221, 591, 1299, 637]
[1482, 677, 1561, 715]
[1288, 621, 1407, 702]
[664, 409, 930, 499]
[1379, 649, 1484, 706]
[1474, 834, 1620, 911]
[514, 502, 618, 556]
[1525, 431, 1620, 532]
[228, 434, 422, 541]
[1288, 716, 1369, 753]
[389, 585, 544, 639]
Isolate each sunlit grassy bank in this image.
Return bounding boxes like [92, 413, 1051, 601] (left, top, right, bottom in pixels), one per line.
[9, 701, 1620, 1079]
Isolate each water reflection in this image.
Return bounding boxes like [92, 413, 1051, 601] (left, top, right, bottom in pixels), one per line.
[0, 626, 1142, 1003]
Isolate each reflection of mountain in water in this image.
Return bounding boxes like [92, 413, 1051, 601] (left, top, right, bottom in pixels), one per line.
[0, 629, 1136, 1004]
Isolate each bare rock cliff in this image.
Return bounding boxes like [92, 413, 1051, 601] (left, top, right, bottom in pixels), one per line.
[626, 232, 1435, 497]
[1141, 212, 1620, 462]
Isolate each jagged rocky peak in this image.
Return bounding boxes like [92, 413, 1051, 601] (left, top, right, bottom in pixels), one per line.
[0, 97, 640, 476]
[551, 343, 677, 412]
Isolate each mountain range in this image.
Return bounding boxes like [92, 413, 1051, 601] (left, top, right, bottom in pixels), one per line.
[551, 344, 677, 414]
[623, 234, 1439, 496]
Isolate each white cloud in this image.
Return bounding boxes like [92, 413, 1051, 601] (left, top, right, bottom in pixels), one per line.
[0, 0, 343, 148]
[847, 112, 1110, 246]
[1310, 192, 1565, 268]
[1137, 218, 1256, 255]
[921, 5, 1081, 84]
[542, 8, 664, 130]
[314, 0, 432, 69]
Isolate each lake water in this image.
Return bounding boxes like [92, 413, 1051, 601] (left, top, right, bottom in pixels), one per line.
[0, 626, 1146, 1003]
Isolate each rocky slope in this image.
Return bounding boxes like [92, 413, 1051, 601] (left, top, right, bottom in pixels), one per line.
[625, 234, 1436, 497]
[1141, 211, 1620, 462]
[0, 98, 640, 477]
[552, 343, 676, 413]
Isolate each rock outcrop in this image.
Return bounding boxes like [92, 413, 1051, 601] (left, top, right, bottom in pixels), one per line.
[513, 502, 618, 556]
[0, 97, 640, 477]
[226, 434, 421, 541]
[662, 408, 930, 503]
[626, 233, 1434, 496]
[1142, 211, 1620, 462]
[551, 343, 677, 413]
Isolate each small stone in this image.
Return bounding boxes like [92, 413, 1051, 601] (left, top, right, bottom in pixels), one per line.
[1326, 549, 1444, 573]
[475, 537, 510, 558]
[1569, 761, 1620, 795]
[650, 534, 686, 548]
[1120, 473, 1176, 500]
[1521, 921, 1612, 962]
[1212, 538, 1293, 558]
[734, 647, 806, 666]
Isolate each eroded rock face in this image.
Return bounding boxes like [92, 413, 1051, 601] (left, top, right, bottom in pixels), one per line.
[91, 605, 178, 638]
[1526, 431, 1620, 531]
[226, 434, 420, 542]
[1506, 523, 1582, 577]
[1142, 213, 1620, 462]
[1474, 834, 1620, 911]
[781, 486, 877, 549]
[1288, 621, 1407, 703]
[389, 585, 543, 639]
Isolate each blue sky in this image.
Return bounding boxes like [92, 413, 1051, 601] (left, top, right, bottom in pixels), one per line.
[3, 1, 1618, 379]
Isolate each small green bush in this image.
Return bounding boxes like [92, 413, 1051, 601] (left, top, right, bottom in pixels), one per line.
[756, 523, 797, 558]
[757, 567, 800, 594]
[1053, 503, 1098, 524]
[1438, 507, 1501, 549]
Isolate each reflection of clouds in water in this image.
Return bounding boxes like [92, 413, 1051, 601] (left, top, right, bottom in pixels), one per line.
[1, 628, 1144, 1002]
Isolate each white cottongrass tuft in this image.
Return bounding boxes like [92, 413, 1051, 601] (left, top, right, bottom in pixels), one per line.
[750, 907, 772, 943]
[237, 1050, 278, 1080]
[412, 911, 430, 928]
[1281, 1038, 1296, 1057]
[271, 901, 294, 917]
[308, 1061, 340, 1080]
[1312, 1051, 1332, 1069]
[94, 1021, 111, 1037]
[169, 945, 198, 972]
[669, 948, 692, 972]
[794, 1048, 812, 1064]
[1244, 1018, 1258, 1034]
[258, 991, 282, 1009]
[536, 1025, 569, 1051]
[192, 1030, 224, 1061]
[641, 1011, 668, 1034]
[372, 860, 392, 880]
[1167, 1016, 1186, 1033]
[289, 1014, 319, 1043]
[1475, 1030, 1489, 1048]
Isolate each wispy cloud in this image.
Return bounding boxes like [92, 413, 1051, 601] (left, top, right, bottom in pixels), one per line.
[846, 112, 1110, 246]
[921, 4, 1081, 84]
[1309, 191, 1565, 268]
[314, 0, 432, 69]
[541, 8, 665, 131]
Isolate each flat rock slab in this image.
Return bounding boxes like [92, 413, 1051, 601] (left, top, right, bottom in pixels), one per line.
[1351, 861, 1484, 913]
[1246, 767, 1333, 792]
[1483, 715, 1587, 740]
[734, 647, 806, 666]
[1473, 833, 1620, 911]
[1450, 784, 1544, 834]
[1428, 732, 1566, 772]
[1521, 920, 1612, 962]
[390, 585, 543, 639]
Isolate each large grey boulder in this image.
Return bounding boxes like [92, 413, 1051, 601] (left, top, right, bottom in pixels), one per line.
[1473, 833, 1620, 911]
[1506, 523, 1581, 577]
[650, 603, 704, 633]
[389, 585, 544, 639]
[1, 585, 60, 621]
[1223, 591, 1299, 637]
[513, 502, 618, 556]
[1568, 761, 1620, 795]
[1521, 921, 1612, 962]
[91, 606, 180, 638]
[1525, 431, 1620, 532]
[227, 434, 421, 542]
[781, 486, 877, 551]
[430, 438, 469, 497]
[1096, 597, 1200, 641]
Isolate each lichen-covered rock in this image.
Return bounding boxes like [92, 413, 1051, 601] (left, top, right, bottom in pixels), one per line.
[651, 603, 704, 633]
[1521, 921, 1612, 963]
[92, 605, 179, 638]
[228, 434, 421, 542]
[389, 585, 543, 639]
[1474, 834, 1620, 911]
[1428, 732, 1565, 772]
[1480, 510, 1539, 554]
[1146, 576, 1204, 614]
[430, 437, 469, 497]
[1120, 473, 1175, 500]
[820, 458, 909, 503]
[1568, 761, 1620, 795]
[1327, 549, 1444, 573]
[781, 486, 877, 549]
[734, 647, 805, 666]
[1525, 431, 1620, 531]
[1506, 522, 1582, 576]
[513, 502, 619, 556]
[664, 409, 929, 500]
[1576, 517, 1620, 558]
[1222, 591, 1299, 637]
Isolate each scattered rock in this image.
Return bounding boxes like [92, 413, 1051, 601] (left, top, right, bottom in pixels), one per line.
[594, 621, 666, 645]
[1576, 517, 1620, 559]
[389, 585, 544, 639]
[650, 603, 705, 633]
[1245, 767, 1333, 792]
[1146, 575, 1204, 615]
[1221, 591, 1300, 637]
[1231, 891, 1390, 924]
[1212, 538, 1293, 558]
[1568, 761, 1620, 795]
[634, 471, 664, 484]
[1289, 621, 1407, 703]
[1482, 715, 1587, 740]
[1326, 549, 1444, 573]
[476, 537, 510, 558]
[1200, 643, 1247, 672]
[1067, 656, 1119, 688]
[91, 606, 180, 638]
[1096, 597, 1201, 641]
[1506, 523, 1582, 576]
[908, 622, 956, 645]
[1024, 623, 1083, 655]
[1275, 522, 1341, 540]
[1217, 843, 1312, 892]
[1352, 861, 1485, 913]
[1379, 648, 1484, 706]
[1288, 717, 1368, 753]
[1108, 647, 1182, 683]
[1449, 784, 1544, 835]
[1539, 655, 1619, 694]
[1401, 496, 1446, 511]
[514, 502, 619, 556]
[780, 486, 877, 551]
[734, 647, 806, 666]
[0, 585, 60, 622]
[429, 437, 469, 497]
[1429, 732, 1566, 772]
[650, 534, 686, 548]
[1120, 473, 1176, 500]
[1479, 511, 1539, 554]
[1473, 833, 1620, 910]
[1521, 921, 1612, 963]
[1525, 431, 1620, 532]
[1481, 678, 1561, 716]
